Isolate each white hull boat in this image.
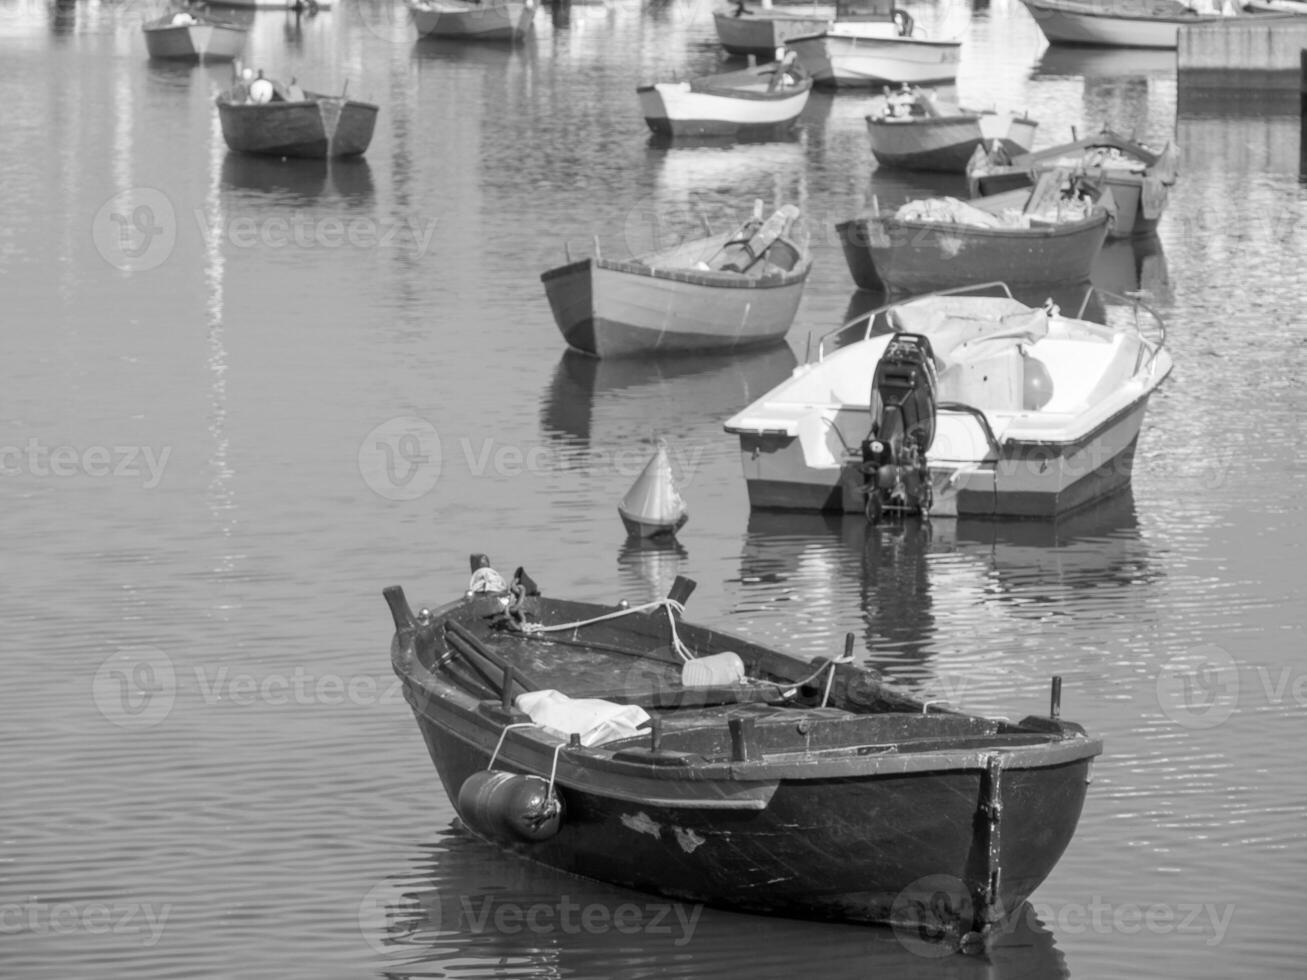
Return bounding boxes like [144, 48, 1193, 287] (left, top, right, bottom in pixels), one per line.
[723, 285, 1172, 519]
[787, 21, 962, 87]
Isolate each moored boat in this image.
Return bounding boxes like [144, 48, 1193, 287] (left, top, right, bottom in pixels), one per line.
[216, 72, 379, 158]
[866, 86, 1038, 173]
[409, 0, 536, 41]
[968, 130, 1179, 239]
[712, 1, 836, 58]
[723, 284, 1172, 518]
[1017, 0, 1236, 48]
[384, 571, 1101, 947]
[540, 200, 812, 357]
[785, 0, 961, 87]
[637, 55, 812, 139]
[142, 11, 247, 62]
[836, 175, 1113, 293]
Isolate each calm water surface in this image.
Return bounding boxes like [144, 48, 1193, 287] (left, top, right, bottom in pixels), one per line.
[1, 0, 1305, 977]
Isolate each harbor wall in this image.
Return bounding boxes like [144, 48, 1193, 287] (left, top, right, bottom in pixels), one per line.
[1177, 15, 1307, 89]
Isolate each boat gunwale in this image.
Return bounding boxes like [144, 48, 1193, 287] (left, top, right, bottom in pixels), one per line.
[391, 595, 1103, 789]
[839, 208, 1112, 242]
[539, 251, 813, 289]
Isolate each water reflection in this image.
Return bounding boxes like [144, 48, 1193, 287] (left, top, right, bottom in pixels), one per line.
[1032, 46, 1176, 81]
[221, 153, 376, 201]
[617, 534, 689, 602]
[1092, 234, 1169, 304]
[736, 489, 1155, 681]
[540, 345, 797, 446]
[372, 829, 1069, 980]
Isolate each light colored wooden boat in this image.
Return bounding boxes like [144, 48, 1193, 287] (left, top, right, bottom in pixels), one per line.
[637, 56, 812, 138]
[409, 0, 536, 41]
[1017, 0, 1236, 48]
[968, 130, 1179, 239]
[712, 2, 837, 58]
[541, 201, 812, 357]
[618, 443, 689, 538]
[786, 4, 962, 88]
[142, 12, 247, 61]
[866, 86, 1038, 172]
[216, 73, 379, 158]
[837, 177, 1113, 293]
[724, 284, 1172, 518]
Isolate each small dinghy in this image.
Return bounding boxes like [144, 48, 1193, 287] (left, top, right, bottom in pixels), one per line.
[215, 67, 379, 159]
[142, 11, 247, 62]
[866, 85, 1038, 173]
[618, 442, 689, 539]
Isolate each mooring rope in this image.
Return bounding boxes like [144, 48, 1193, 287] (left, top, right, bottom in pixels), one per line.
[520, 599, 696, 662]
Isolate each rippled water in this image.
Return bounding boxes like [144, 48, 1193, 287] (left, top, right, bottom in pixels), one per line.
[1, 0, 1305, 977]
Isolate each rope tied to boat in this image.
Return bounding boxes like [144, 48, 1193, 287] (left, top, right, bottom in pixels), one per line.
[518, 598, 696, 662]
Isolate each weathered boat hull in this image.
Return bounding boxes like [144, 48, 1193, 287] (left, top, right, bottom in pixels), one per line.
[143, 21, 247, 61]
[216, 98, 379, 158]
[410, 706, 1094, 926]
[1018, 0, 1226, 48]
[787, 30, 961, 87]
[541, 257, 809, 357]
[411, 0, 535, 40]
[637, 78, 812, 138]
[836, 211, 1111, 293]
[388, 591, 1101, 936]
[867, 113, 1038, 172]
[712, 6, 834, 57]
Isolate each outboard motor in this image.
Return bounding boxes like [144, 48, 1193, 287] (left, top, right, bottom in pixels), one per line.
[859, 334, 938, 521]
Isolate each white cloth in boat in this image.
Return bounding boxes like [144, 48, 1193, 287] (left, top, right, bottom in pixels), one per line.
[469, 566, 508, 593]
[515, 690, 652, 747]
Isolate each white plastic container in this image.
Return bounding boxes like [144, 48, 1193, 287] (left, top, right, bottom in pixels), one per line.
[681, 651, 746, 688]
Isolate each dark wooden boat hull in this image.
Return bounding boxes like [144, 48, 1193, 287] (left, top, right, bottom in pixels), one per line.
[142, 20, 247, 61]
[836, 211, 1110, 292]
[541, 257, 809, 357]
[412, 710, 1092, 925]
[216, 98, 379, 158]
[388, 590, 1102, 939]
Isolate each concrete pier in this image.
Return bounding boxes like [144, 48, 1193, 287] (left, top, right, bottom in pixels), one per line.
[1178, 15, 1307, 89]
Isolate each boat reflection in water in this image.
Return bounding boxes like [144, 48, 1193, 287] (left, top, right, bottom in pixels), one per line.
[220, 153, 375, 201]
[736, 489, 1152, 689]
[1031, 45, 1176, 81]
[367, 828, 1068, 978]
[539, 344, 797, 446]
[617, 533, 688, 603]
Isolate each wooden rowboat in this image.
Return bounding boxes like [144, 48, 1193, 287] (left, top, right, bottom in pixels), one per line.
[142, 12, 247, 62]
[836, 176, 1113, 293]
[637, 56, 812, 139]
[866, 86, 1038, 173]
[1017, 0, 1234, 48]
[968, 130, 1178, 239]
[409, 0, 536, 41]
[385, 572, 1101, 948]
[785, 1, 961, 88]
[541, 201, 812, 357]
[216, 74, 379, 159]
[712, 2, 836, 58]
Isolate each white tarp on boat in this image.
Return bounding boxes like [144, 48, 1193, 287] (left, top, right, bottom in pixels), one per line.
[515, 690, 652, 746]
